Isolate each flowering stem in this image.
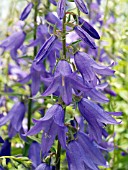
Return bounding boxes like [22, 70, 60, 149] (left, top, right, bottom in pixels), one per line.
[28, 2, 38, 131]
[55, 140, 61, 170]
[62, 14, 66, 59]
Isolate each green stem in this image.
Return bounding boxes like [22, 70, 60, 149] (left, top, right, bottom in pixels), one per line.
[55, 140, 61, 170]
[28, 2, 38, 131]
[62, 14, 66, 59]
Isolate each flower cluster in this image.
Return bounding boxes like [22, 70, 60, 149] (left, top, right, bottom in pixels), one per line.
[0, 0, 122, 169]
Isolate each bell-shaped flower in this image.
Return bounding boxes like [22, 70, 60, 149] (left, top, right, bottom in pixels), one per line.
[74, 0, 88, 14]
[74, 26, 96, 49]
[41, 60, 91, 105]
[34, 35, 57, 64]
[78, 16, 100, 39]
[57, 0, 66, 19]
[66, 131, 107, 170]
[0, 102, 26, 132]
[20, 2, 33, 21]
[28, 142, 41, 169]
[19, 62, 45, 96]
[25, 104, 67, 156]
[0, 31, 26, 60]
[74, 51, 115, 82]
[78, 98, 122, 143]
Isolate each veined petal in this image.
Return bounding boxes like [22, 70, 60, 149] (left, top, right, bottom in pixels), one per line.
[78, 16, 100, 39]
[74, 26, 96, 49]
[74, 0, 88, 14]
[42, 75, 61, 97]
[57, 0, 66, 19]
[20, 2, 33, 21]
[34, 35, 57, 64]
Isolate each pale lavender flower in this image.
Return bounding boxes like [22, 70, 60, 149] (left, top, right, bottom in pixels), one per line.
[0, 31, 26, 60]
[0, 102, 26, 132]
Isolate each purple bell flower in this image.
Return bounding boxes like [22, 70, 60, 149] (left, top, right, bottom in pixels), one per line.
[25, 104, 67, 156]
[28, 142, 41, 169]
[20, 2, 34, 21]
[19, 62, 45, 96]
[74, 26, 96, 49]
[78, 98, 122, 142]
[0, 137, 4, 143]
[66, 131, 107, 170]
[78, 16, 100, 39]
[74, 0, 88, 14]
[0, 139, 11, 164]
[0, 102, 26, 132]
[41, 60, 91, 105]
[34, 35, 57, 64]
[57, 0, 66, 19]
[74, 51, 115, 82]
[0, 31, 26, 60]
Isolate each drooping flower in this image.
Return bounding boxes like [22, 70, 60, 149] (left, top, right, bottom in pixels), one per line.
[20, 2, 34, 21]
[34, 35, 57, 64]
[78, 16, 100, 39]
[0, 31, 26, 60]
[28, 142, 41, 169]
[19, 62, 45, 96]
[41, 60, 91, 105]
[25, 104, 67, 156]
[74, 51, 115, 82]
[74, 0, 88, 14]
[57, 0, 66, 19]
[66, 131, 107, 170]
[0, 102, 26, 132]
[78, 98, 122, 142]
[74, 26, 96, 49]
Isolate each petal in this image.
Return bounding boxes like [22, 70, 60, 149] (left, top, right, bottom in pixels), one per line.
[74, 0, 88, 14]
[25, 122, 43, 136]
[0, 102, 22, 126]
[57, 0, 66, 19]
[42, 75, 61, 96]
[20, 2, 33, 21]
[78, 16, 100, 39]
[11, 102, 26, 131]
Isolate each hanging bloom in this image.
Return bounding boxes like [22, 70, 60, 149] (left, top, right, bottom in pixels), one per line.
[20, 2, 34, 21]
[0, 102, 26, 132]
[74, 0, 88, 14]
[66, 131, 107, 170]
[57, 0, 66, 19]
[74, 51, 115, 82]
[78, 98, 122, 142]
[19, 62, 45, 96]
[28, 142, 41, 169]
[25, 104, 67, 156]
[78, 16, 100, 39]
[34, 35, 57, 64]
[0, 31, 26, 60]
[74, 26, 96, 49]
[41, 60, 91, 105]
